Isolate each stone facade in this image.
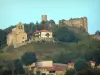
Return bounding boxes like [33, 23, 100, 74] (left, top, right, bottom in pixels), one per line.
[59, 17, 88, 32]
[7, 22, 27, 46]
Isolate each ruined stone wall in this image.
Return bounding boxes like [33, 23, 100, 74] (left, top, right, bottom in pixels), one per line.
[70, 18, 82, 28]
[59, 17, 88, 32]
[82, 17, 88, 32]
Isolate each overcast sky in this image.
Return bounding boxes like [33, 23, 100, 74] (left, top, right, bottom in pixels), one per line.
[0, 0, 100, 34]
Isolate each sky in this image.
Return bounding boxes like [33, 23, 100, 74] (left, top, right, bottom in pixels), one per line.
[0, 0, 100, 34]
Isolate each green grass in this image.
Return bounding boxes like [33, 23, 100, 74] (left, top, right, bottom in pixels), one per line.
[0, 33, 99, 63]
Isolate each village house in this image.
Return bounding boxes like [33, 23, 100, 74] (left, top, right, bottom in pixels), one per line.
[89, 61, 95, 69]
[53, 63, 67, 75]
[31, 29, 53, 41]
[7, 22, 27, 47]
[67, 62, 74, 69]
[35, 60, 55, 75]
[23, 60, 67, 75]
[97, 64, 100, 69]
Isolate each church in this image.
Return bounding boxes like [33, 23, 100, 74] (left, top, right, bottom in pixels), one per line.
[7, 22, 27, 46]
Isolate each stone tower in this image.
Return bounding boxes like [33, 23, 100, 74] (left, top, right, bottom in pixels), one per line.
[82, 17, 88, 32]
[42, 15, 47, 21]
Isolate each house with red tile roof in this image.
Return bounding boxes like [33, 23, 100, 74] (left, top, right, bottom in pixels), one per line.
[67, 62, 74, 69]
[28, 60, 67, 75]
[89, 61, 95, 69]
[30, 29, 53, 42]
[53, 63, 67, 75]
[33, 29, 52, 38]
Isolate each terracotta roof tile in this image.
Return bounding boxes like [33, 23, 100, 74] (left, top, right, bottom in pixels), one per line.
[39, 30, 51, 32]
[38, 66, 55, 70]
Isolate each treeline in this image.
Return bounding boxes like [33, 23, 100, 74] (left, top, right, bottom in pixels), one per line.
[0, 19, 85, 49]
[0, 29, 7, 49]
[0, 19, 100, 53]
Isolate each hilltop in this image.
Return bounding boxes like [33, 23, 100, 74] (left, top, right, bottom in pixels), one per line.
[1, 24, 100, 64]
[0, 16, 100, 64]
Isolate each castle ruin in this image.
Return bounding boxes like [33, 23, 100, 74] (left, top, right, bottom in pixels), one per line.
[59, 17, 88, 32]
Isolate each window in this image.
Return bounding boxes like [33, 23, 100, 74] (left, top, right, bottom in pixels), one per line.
[22, 37, 24, 39]
[41, 73, 46, 75]
[20, 25, 23, 29]
[49, 70, 55, 73]
[45, 33, 50, 37]
[22, 41, 24, 43]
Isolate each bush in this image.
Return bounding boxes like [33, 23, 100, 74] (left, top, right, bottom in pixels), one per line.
[74, 59, 89, 72]
[53, 26, 79, 42]
[21, 52, 37, 66]
[65, 69, 75, 75]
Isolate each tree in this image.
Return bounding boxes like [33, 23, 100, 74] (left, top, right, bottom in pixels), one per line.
[0, 29, 7, 49]
[36, 21, 39, 25]
[24, 23, 32, 34]
[21, 52, 37, 66]
[95, 30, 100, 35]
[4, 25, 15, 34]
[76, 68, 95, 75]
[29, 22, 34, 33]
[32, 25, 37, 32]
[85, 49, 100, 65]
[93, 68, 100, 75]
[41, 21, 47, 25]
[40, 21, 49, 30]
[2, 70, 12, 75]
[6, 60, 15, 75]
[74, 59, 89, 72]
[74, 59, 95, 75]
[49, 20, 55, 25]
[91, 50, 100, 65]
[59, 19, 66, 25]
[65, 69, 75, 75]
[54, 51, 72, 64]
[30, 22, 34, 26]
[14, 59, 25, 75]
[53, 26, 79, 42]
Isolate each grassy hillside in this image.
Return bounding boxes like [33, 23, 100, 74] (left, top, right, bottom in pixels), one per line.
[0, 42, 67, 59]
[1, 37, 100, 63]
[0, 25, 100, 64]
